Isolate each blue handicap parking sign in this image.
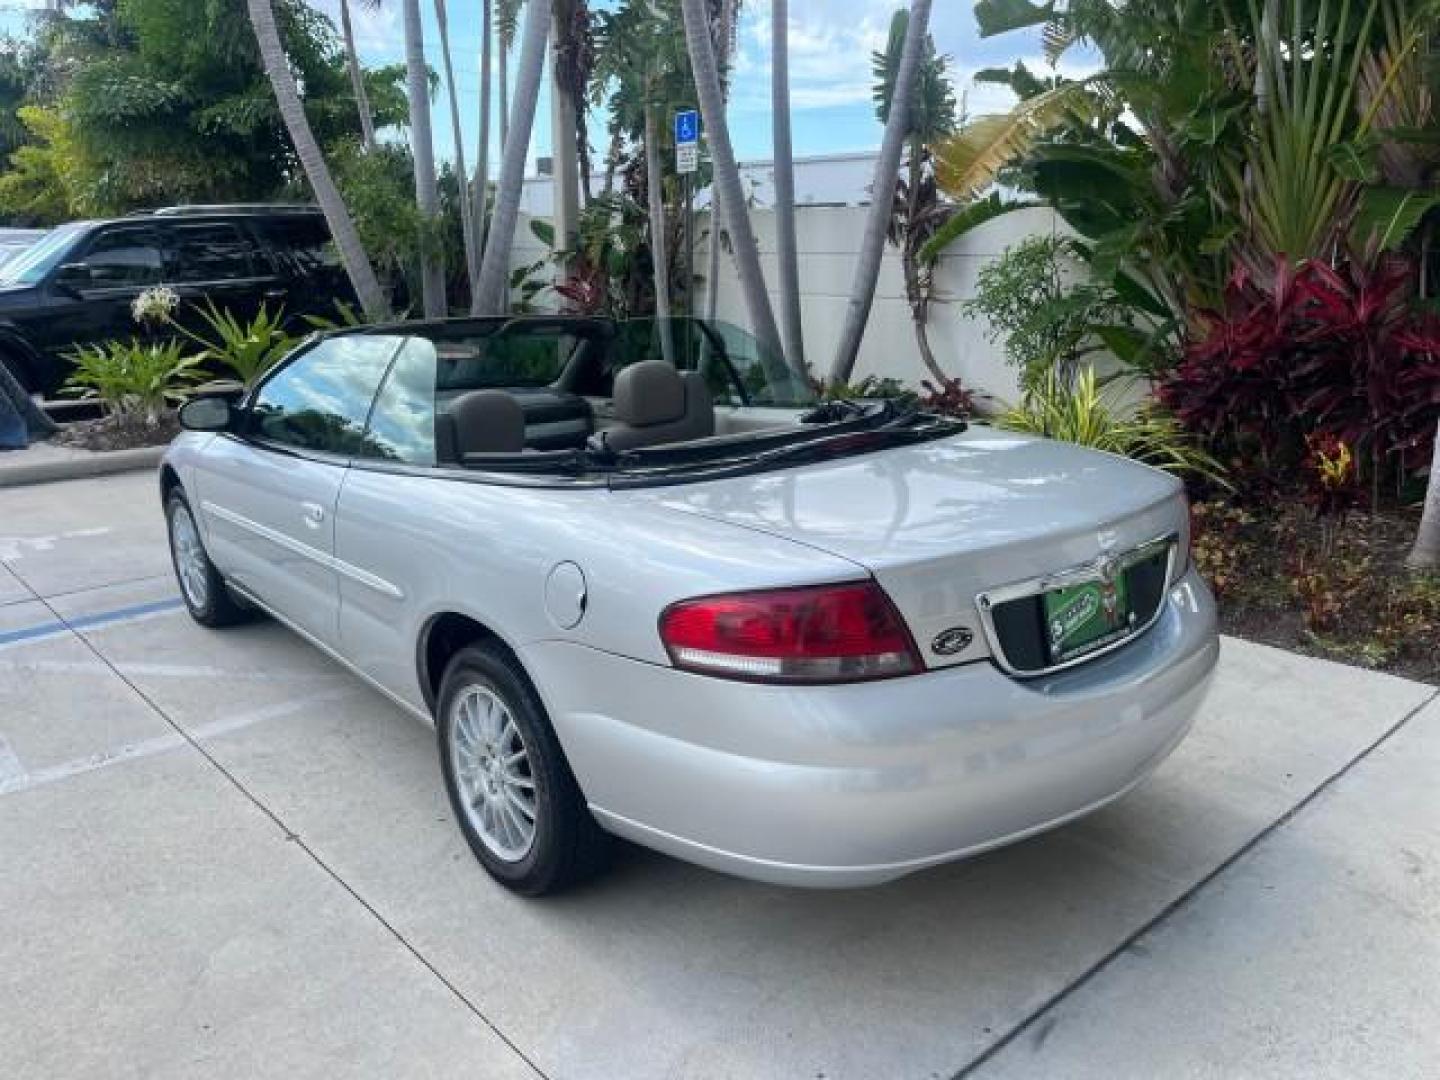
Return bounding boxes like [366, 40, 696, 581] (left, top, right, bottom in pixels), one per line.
[674, 110, 699, 145]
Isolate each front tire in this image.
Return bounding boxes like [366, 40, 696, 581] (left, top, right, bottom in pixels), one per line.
[166, 490, 250, 627]
[438, 643, 610, 896]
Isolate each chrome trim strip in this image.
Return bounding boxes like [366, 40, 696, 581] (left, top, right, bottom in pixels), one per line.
[226, 581, 433, 725]
[201, 500, 406, 601]
[975, 534, 1178, 679]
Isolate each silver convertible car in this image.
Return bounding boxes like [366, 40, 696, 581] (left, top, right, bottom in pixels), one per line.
[161, 316, 1219, 895]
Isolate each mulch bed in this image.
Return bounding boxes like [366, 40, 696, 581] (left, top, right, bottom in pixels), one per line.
[51, 412, 179, 452]
[1194, 500, 1440, 685]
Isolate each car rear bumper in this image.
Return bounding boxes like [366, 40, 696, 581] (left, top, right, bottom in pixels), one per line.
[521, 570, 1219, 887]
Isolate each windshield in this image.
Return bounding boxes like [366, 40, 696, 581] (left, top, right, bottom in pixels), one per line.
[430, 325, 583, 391]
[324, 316, 958, 485]
[0, 224, 83, 285]
[609, 318, 819, 408]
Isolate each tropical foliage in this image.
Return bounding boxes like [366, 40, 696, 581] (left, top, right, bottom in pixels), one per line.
[64, 339, 203, 425]
[967, 0, 1440, 565]
[0, 0, 405, 222]
[999, 367, 1228, 484]
[188, 302, 301, 387]
[1159, 256, 1440, 487]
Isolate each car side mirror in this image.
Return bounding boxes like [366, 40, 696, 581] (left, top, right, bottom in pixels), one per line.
[53, 262, 92, 296]
[179, 396, 235, 433]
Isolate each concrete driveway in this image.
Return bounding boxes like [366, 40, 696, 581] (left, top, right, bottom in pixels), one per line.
[2, 470, 1437, 1080]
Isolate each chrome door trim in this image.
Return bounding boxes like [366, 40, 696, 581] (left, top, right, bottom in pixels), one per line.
[975, 534, 1178, 679]
[227, 581, 432, 725]
[201, 499, 406, 601]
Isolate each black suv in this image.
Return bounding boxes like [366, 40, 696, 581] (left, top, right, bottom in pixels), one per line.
[0, 205, 356, 398]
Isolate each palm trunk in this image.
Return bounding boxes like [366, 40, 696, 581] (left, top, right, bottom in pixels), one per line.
[404, 0, 446, 317]
[1407, 419, 1440, 569]
[0, 359, 56, 439]
[679, 0, 785, 370]
[704, 0, 735, 321]
[435, 0, 480, 300]
[644, 105, 675, 366]
[828, 0, 932, 387]
[905, 138, 945, 383]
[247, 0, 388, 320]
[499, 26, 510, 155]
[474, 0, 551, 314]
[340, 0, 377, 152]
[473, 0, 493, 263]
[770, 0, 805, 373]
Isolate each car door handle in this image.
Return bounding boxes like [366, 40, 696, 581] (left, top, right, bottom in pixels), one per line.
[264, 288, 288, 300]
[301, 502, 325, 528]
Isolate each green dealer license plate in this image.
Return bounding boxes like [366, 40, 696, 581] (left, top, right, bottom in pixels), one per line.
[1043, 575, 1135, 664]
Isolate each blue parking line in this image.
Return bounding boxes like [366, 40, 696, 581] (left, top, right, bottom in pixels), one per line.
[0, 596, 184, 647]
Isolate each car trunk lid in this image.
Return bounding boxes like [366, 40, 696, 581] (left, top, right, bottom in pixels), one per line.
[628, 428, 1187, 671]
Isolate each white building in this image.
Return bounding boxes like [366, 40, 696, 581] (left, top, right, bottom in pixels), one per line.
[520, 151, 883, 217]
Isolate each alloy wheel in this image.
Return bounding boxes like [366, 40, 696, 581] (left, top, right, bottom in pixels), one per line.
[170, 504, 210, 611]
[449, 685, 538, 861]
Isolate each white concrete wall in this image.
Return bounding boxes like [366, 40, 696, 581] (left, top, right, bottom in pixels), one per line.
[509, 203, 1061, 403]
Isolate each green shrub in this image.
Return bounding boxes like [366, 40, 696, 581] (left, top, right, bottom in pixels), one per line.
[191, 301, 300, 387]
[820, 375, 919, 408]
[64, 339, 202, 425]
[999, 367, 1228, 484]
[964, 236, 1136, 390]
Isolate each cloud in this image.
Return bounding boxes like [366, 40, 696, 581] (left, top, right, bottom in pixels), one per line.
[730, 0, 894, 115]
[308, 0, 402, 58]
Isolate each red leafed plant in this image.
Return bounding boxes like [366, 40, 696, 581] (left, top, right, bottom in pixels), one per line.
[553, 264, 607, 315]
[919, 377, 977, 418]
[1158, 254, 1440, 484]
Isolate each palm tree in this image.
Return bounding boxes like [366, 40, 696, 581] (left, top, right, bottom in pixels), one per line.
[679, 0, 785, 368]
[770, 0, 804, 372]
[403, 0, 446, 317]
[340, 0, 378, 152]
[874, 7, 956, 384]
[435, 0, 480, 299]
[247, 0, 389, 320]
[644, 103, 676, 364]
[1409, 426, 1440, 568]
[704, 0, 736, 321]
[498, 0, 524, 152]
[473, 0, 494, 264]
[474, 0, 552, 313]
[828, 0, 931, 387]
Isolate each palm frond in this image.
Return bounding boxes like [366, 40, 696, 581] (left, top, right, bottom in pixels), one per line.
[933, 83, 1091, 200]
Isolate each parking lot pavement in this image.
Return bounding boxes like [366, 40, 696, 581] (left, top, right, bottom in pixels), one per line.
[3, 469, 1438, 1080]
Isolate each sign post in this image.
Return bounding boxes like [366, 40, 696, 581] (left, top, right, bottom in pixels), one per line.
[675, 110, 700, 338]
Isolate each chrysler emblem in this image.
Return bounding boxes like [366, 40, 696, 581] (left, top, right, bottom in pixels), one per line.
[931, 627, 974, 656]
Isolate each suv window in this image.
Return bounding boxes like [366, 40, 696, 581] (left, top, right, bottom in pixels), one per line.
[72, 227, 163, 289]
[362, 339, 439, 465]
[167, 223, 264, 283]
[250, 336, 404, 455]
[262, 215, 341, 276]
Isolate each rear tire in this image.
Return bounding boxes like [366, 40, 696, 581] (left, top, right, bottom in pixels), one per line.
[437, 643, 610, 896]
[166, 490, 250, 628]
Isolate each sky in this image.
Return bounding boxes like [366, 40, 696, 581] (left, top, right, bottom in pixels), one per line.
[308, 0, 1075, 171]
[1, 0, 1087, 173]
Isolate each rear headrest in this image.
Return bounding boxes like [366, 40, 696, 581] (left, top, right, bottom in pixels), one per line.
[448, 390, 526, 455]
[614, 361, 686, 427]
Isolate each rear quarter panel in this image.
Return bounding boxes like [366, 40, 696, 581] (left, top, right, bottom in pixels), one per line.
[331, 468, 865, 712]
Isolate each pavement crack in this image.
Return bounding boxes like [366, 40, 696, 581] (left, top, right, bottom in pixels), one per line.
[14, 578, 553, 1080]
[948, 684, 1440, 1080]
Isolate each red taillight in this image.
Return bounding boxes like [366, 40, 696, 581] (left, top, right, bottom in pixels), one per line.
[658, 581, 921, 684]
